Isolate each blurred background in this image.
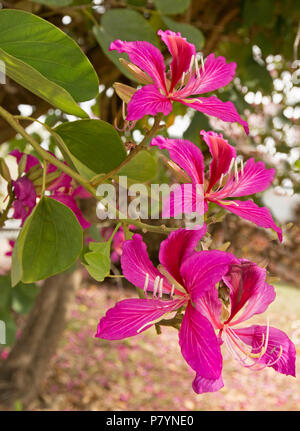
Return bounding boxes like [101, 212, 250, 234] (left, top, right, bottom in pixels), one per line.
[0, 0, 299, 411]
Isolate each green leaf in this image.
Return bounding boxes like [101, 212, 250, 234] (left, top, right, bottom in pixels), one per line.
[153, 0, 190, 15]
[162, 16, 205, 50]
[54, 119, 126, 175]
[31, 0, 72, 5]
[11, 197, 83, 284]
[118, 150, 157, 181]
[93, 9, 158, 80]
[0, 48, 88, 118]
[0, 9, 98, 110]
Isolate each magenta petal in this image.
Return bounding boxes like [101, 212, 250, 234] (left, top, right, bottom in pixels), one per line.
[121, 234, 170, 293]
[180, 96, 249, 134]
[50, 194, 90, 229]
[180, 250, 234, 300]
[192, 373, 224, 394]
[200, 130, 236, 192]
[161, 183, 205, 219]
[235, 325, 296, 377]
[215, 199, 282, 242]
[96, 298, 184, 340]
[159, 226, 207, 286]
[223, 259, 273, 324]
[151, 136, 204, 184]
[179, 303, 223, 379]
[195, 285, 223, 330]
[126, 85, 172, 121]
[109, 39, 166, 91]
[189, 53, 236, 94]
[158, 30, 196, 91]
[212, 158, 276, 199]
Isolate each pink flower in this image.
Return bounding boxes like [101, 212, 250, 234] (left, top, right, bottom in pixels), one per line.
[110, 30, 248, 133]
[96, 227, 235, 392]
[151, 131, 282, 241]
[193, 259, 296, 394]
[10, 150, 91, 229]
[101, 225, 136, 263]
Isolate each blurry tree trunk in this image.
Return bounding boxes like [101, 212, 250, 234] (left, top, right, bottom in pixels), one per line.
[0, 269, 82, 410]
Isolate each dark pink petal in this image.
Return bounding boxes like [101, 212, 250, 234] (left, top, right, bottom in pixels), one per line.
[161, 183, 206, 219]
[194, 285, 223, 330]
[50, 194, 90, 229]
[179, 96, 249, 134]
[109, 40, 166, 91]
[126, 85, 172, 121]
[10, 149, 39, 173]
[121, 234, 170, 294]
[12, 177, 36, 208]
[211, 158, 276, 199]
[151, 136, 204, 184]
[72, 185, 93, 199]
[188, 53, 236, 94]
[215, 199, 282, 242]
[200, 130, 236, 193]
[47, 172, 72, 192]
[158, 30, 196, 92]
[96, 298, 184, 340]
[192, 373, 224, 394]
[180, 250, 235, 300]
[179, 303, 223, 379]
[235, 325, 296, 377]
[222, 259, 273, 324]
[158, 226, 206, 286]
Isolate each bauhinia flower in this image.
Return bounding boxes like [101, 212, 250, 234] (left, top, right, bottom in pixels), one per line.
[110, 30, 249, 134]
[100, 225, 136, 263]
[151, 131, 282, 241]
[10, 149, 91, 229]
[96, 227, 236, 392]
[193, 259, 296, 393]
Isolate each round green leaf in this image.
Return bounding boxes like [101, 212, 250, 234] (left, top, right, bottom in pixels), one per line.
[118, 150, 157, 182]
[54, 119, 127, 175]
[12, 197, 83, 284]
[0, 9, 99, 103]
[31, 0, 72, 5]
[154, 0, 190, 15]
[162, 16, 205, 50]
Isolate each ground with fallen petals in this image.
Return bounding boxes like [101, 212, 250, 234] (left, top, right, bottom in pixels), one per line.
[2, 282, 300, 411]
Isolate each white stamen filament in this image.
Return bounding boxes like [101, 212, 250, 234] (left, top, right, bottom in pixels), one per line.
[194, 56, 200, 78]
[240, 159, 244, 176]
[223, 318, 283, 371]
[144, 272, 149, 296]
[159, 277, 164, 298]
[153, 275, 160, 298]
[170, 284, 175, 298]
[188, 55, 195, 74]
[234, 159, 239, 182]
[200, 55, 205, 72]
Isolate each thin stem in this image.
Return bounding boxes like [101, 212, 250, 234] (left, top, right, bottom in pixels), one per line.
[90, 113, 164, 187]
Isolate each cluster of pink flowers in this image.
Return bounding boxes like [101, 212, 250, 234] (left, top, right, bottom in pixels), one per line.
[10, 149, 91, 229]
[96, 30, 296, 394]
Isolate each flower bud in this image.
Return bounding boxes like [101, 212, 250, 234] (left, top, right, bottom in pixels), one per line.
[113, 82, 136, 104]
[0, 157, 11, 182]
[18, 154, 28, 176]
[119, 58, 153, 84]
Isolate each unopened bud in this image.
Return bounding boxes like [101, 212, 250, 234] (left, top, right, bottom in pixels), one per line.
[119, 58, 153, 85]
[18, 154, 28, 176]
[26, 164, 43, 182]
[0, 158, 11, 182]
[113, 82, 136, 104]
